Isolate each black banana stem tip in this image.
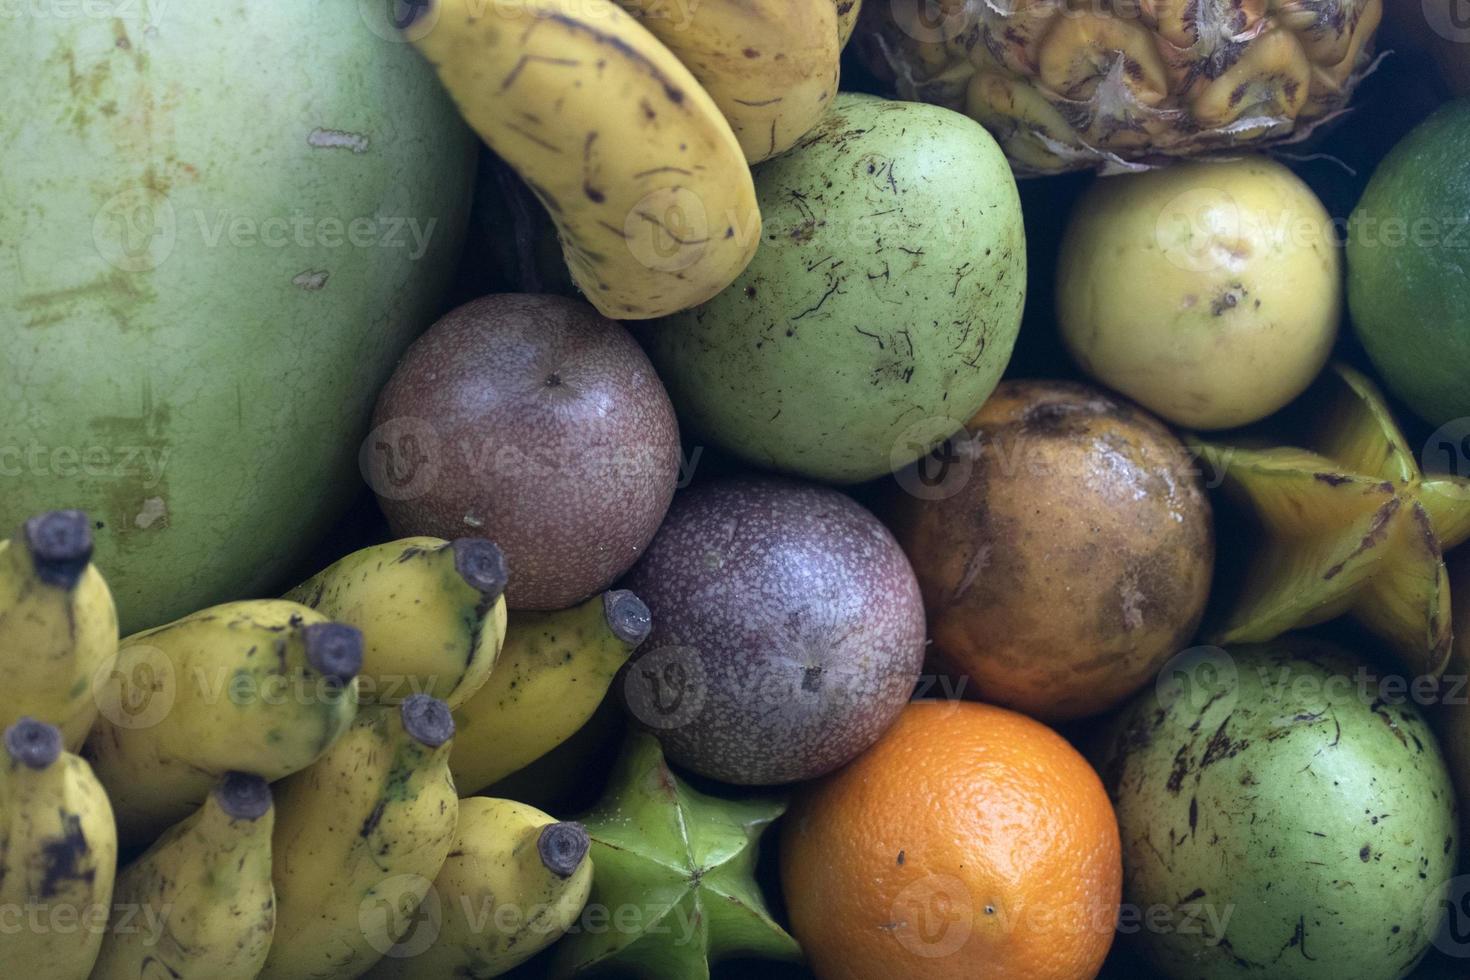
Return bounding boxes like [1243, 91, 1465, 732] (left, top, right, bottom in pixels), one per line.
[604, 590, 653, 647]
[4, 718, 63, 770]
[401, 693, 455, 748]
[24, 510, 93, 590]
[303, 623, 364, 685]
[215, 771, 273, 821]
[538, 822, 591, 879]
[452, 539, 509, 602]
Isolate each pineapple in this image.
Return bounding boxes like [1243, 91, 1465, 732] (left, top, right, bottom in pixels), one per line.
[857, 0, 1383, 174]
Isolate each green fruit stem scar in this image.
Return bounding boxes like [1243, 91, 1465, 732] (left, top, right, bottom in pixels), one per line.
[604, 590, 652, 646]
[303, 622, 364, 685]
[452, 538, 509, 602]
[23, 510, 93, 590]
[5, 718, 63, 771]
[401, 693, 455, 748]
[215, 771, 273, 821]
[538, 822, 590, 879]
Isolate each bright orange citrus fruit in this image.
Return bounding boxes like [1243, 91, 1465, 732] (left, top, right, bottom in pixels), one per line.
[781, 700, 1122, 980]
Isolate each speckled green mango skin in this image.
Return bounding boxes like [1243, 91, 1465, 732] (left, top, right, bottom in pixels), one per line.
[1098, 638, 1459, 980]
[648, 93, 1025, 484]
[0, 6, 475, 631]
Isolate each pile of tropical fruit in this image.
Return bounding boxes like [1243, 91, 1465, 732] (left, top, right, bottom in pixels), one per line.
[5, 1, 1470, 978]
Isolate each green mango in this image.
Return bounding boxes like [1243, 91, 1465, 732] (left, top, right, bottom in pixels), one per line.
[1097, 638, 1459, 979]
[548, 732, 800, 979]
[0, 5, 475, 632]
[646, 93, 1025, 484]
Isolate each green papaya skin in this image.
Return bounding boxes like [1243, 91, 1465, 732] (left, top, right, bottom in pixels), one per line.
[0, 7, 475, 631]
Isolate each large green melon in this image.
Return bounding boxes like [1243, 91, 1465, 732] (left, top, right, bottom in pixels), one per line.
[0, 5, 476, 631]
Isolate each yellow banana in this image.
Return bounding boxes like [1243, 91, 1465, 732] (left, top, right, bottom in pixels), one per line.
[364, 798, 593, 979]
[450, 589, 650, 795]
[90, 772, 276, 980]
[285, 537, 508, 709]
[0, 718, 117, 980]
[614, 0, 841, 163]
[84, 600, 362, 846]
[261, 694, 459, 980]
[410, 0, 761, 319]
[0, 511, 118, 749]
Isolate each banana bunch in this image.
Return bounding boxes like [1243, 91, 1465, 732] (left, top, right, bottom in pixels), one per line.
[409, 0, 856, 319]
[0, 718, 116, 980]
[91, 772, 276, 980]
[285, 536, 508, 709]
[262, 694, 459, 980]
[0, 510, 118, 749]
[364, 797, 593, 979]
[451, 588, 651, 795]
[85, 599, 362, 845]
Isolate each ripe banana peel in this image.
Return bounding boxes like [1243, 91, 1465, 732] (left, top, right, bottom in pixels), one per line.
[0, 511, 118, 749]
[261, 695, 459, 980]
[409, 0, 761, 319]
[286, 537, 509, 709]
[84, 599, 363, 846]
[450, 589, 651, 796]
[91, 772, 276, 980]
[614, 0, 842, 163]
[364, 797, 593, 979]
[0, 718, 117, 980]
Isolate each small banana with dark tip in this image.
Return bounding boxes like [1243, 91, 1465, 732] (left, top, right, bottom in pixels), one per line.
[364, 798, 593, 979]
[0, 717, 117, 980]
[261, 694, 459, 980]
[84, 600, 362, 846]
[285, 537, 509, 709]
[0, 510, 118, 749]
[91, 772, 276, 980]
[451, 589, 651, 795]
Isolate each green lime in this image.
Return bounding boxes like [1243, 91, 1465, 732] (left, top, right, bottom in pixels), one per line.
[1348, 99, 1470, 427]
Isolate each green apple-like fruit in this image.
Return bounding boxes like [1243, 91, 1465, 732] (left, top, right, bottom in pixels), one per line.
[647, 93, 1025, 484]
[1097, 638, 1459, 979]
[1348, 99, 1470, 427]
[0, 7, 475, 631]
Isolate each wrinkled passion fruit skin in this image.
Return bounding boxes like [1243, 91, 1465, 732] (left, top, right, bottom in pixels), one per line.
[622, 476, 925, 785]
[372, 294, 681, 610]
[1097, 638, 1459, 980]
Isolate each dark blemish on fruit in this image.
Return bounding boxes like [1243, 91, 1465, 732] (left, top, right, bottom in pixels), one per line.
[360, 800, 386, 838]
[39, 814, 94, 899]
